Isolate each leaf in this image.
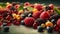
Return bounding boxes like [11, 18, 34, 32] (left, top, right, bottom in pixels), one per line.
[27, 6, 34, 11]
[54, 7, 60, 15]
[18, 5, 24, 11]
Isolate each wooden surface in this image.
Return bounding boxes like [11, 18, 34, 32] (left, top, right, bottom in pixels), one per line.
[0, 25, 58, 34]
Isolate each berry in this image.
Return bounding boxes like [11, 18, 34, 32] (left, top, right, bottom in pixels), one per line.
[40, 11, 50, 20]
[30, 4, 34, 8]
[45, 6, 51, 11]
[45, 21, 53, 27]
[0, 15, 3, 20]
[47, 26, 53, 33]
[54, 25, 60, 31]
[57, 19, 60, 26]
[33, 11, 42, 19]
[48, 4, 54, 10]
[13, 20, 20, 25]
[21, 20, 25, 25]
[28, 13, 32, 17]
[33, 23, 38, 29]
[24, 2, 30, 6]
[21, 14, 26, 19]
[6, 15, 12, 21]
[7, 21, 11, 26]
[3, 26, 9, 32]
[50, 19, 56, 25]
[38, 26, 44, 32]
[12, 2, 17, 6]
[24, 17, 35, 27]
[24, 11, 29, 16]
[50, 14, 60, 21]
[34, 4, 42, 11]
[0, 22, 2, 26]
[41, 23, 45, 28]
[35, 18, 46, 25]
[3, 23, 7, 27]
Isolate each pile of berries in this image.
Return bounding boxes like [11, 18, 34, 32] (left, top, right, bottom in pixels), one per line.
[0, 2, 60, 33]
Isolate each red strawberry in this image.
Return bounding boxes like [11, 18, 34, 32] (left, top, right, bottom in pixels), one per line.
[32, 10, 43, 19]
[40, 11, 50, 20]
[24, 17, 35, 27]
[57, 19, 60, 26]
[34, 4, 43, 11]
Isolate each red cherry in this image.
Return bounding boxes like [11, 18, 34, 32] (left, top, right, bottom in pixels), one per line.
[7, 5, 12, 9]
[7, 21, 11, 26]
[49, 4, 54, 10]
[54, 25, 59, 31]
[0, 22, 2, 26]
[6, 15, 12, 21]
[13, 20, 20, 25]
[0, 15, 3, 20]
[33, 23, 38, 29]
[40, 11, 50, 20]
[24, 2, 30, 6]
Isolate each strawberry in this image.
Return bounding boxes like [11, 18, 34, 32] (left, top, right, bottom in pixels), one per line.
[34, 4, 43, 11]
[40, 11, 50, 20]
[32, 10, 43, 19]
[24, 17, 35, 27]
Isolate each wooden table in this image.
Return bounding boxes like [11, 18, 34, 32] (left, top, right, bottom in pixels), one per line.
[0, 25, 58, 34]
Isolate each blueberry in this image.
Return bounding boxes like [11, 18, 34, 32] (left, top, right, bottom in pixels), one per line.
[47, 26, 53, 33]
[38, 26, 44, 32]
[24, 11, 29, 16]
[3, 23, 7, 27]
[21, 14, 26, 19]
[51, 19, 56, 25]
[28, 13, 32, 17]
[36, 18, 46, 25]
[3, 26, 9, 32]
[21, 20, 25, 25]
[50, 14, 60, 20]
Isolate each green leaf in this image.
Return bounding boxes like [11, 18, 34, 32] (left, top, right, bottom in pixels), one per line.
[18, 5, 24, 11]
[54, 7, 60, 15]
[27, 6, 34, 11]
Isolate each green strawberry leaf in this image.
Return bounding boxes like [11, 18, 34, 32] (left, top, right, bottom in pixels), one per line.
[27, 6, 34, 11]
[18, 5, 24, 11]
[54, 7, 60, 15]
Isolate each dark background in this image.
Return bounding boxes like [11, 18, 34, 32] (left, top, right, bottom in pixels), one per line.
[0, 0, 60, 6]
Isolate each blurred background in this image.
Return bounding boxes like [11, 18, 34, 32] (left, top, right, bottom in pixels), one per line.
[0, 0, 60, 6]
